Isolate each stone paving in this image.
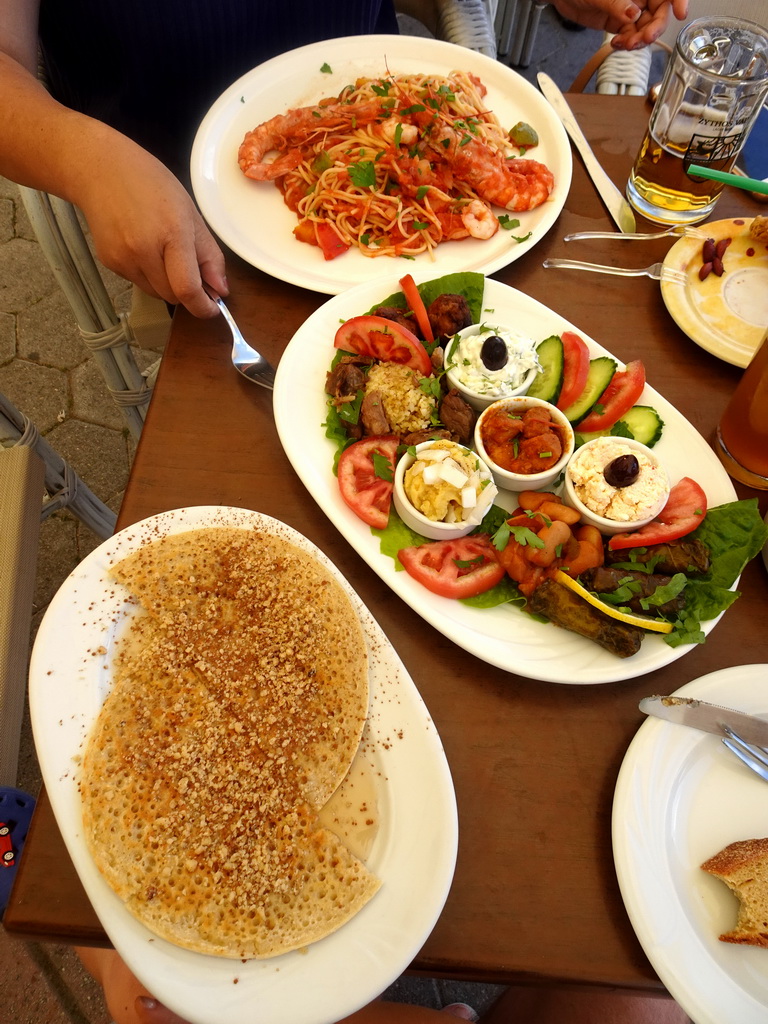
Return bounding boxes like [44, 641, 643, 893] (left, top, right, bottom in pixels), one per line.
[0, 13, 615, 1022]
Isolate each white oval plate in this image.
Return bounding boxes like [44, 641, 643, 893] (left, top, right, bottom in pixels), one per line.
[273, 272, 738, 685]
[661, 217, 768, 368]
[613, 664, 768, 1024]
[29, 506, 457, 1024]
[190, 34, 571, 295]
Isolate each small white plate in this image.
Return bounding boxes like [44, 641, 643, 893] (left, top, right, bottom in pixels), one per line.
[29, 506, 458, 1024]
[661, 217, 768, 368]
[614, 664, 768, 1024]
[190, 33, 571, 295]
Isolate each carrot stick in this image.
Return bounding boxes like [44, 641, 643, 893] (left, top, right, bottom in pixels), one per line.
[399, 274, 434, 344]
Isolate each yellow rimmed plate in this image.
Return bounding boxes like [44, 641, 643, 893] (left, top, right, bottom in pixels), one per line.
[661, 217, 768, 368]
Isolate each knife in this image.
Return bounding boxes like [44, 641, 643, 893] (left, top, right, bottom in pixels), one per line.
[536, 72, 637, 234]
[639, 695, 768, 749]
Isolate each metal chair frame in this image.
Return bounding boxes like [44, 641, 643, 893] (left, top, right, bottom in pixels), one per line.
[0, 391, 117, 539]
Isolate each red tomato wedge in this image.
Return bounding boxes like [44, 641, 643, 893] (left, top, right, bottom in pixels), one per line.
[337, 435, 399, 529]
[556, 331, 590, 411]
[398, 535, 505, 599]
[315, 221, 350, 261]
[292, 220, 350, 260]
[335, 315, 432, 375]
[608, 477, 708, 550]
[577, 359, 646, 432]
[399, 273, 435, 344]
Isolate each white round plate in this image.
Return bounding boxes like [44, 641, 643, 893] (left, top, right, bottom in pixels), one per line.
[272, 272, 738, 685]
[190, 34, 571, 295]
[29, 507, 457, 1024]
[613, 664, 768, 1024]
[661, 217, 768, 367]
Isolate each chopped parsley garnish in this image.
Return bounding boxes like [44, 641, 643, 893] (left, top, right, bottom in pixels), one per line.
[372, 451, 393, 482]
[348, 160, 376, 188]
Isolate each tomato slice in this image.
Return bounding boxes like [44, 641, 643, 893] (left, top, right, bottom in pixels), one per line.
[556, 331, 590, 411]
[337, 435, 399, 529]
[398, 535, 505, 599]
[334, 315, 432, 375]
[607, 477, 708, 550]
[315, 221, 350, 261]
[399, 273, 435, 344]
[577, 359, 646, 432]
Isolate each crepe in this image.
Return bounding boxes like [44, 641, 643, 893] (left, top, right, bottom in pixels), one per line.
[81, 527, 380, 959]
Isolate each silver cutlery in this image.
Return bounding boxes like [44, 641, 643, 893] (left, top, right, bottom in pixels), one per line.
[537, 72, 637, 234]
[722, 727, 768, 783]
[564, 225, 708, 242]
[543, 257, 687, 284]
[639, 695, 768, 782]
[640, 695, 768, 747]
[210, 292, 276, 389]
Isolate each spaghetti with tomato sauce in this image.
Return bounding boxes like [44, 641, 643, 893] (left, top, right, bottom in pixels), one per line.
[238, 71, 554, 259]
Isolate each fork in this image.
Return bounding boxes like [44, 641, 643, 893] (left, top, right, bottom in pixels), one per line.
[542, 257, 687, 285]
[209, 292, 276, 390]
[722, 726, 768, 783]
[564, 225, 708, 242]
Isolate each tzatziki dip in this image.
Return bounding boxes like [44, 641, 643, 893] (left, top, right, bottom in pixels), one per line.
[447, 324, 540, 398]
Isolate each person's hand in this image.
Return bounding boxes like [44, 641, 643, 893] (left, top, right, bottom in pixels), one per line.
[549, 0, 688, 48]
[71, 130, 228, 318]
[611, 0, 689, 49]
[76, 948, 191, 1024]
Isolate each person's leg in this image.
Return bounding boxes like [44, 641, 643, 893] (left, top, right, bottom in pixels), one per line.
[77, 949, 691, 1024]
[479, 984, 691, 1024]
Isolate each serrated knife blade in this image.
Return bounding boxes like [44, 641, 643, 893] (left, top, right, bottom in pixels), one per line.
[536, 73, 636, 234]
[639, 695, 768, 748]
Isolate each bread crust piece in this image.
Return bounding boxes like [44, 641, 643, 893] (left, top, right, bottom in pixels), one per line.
[81, 527, 380, 959]
[701, 837, 768, 947]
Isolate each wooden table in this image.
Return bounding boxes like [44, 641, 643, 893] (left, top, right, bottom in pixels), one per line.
[6, 94, 768, 992]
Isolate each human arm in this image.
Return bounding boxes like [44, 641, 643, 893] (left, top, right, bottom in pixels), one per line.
[547, 0, 688, 48]
[0, 0, 225, 317]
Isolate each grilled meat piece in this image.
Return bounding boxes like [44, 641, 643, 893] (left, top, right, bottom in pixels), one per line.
[402, 428, 452, 446]
[427, 293, 473, 342]
[527, 579, 643, 659]
[439, 388, 477, 446]
[360, 390, 391, 435]
[325, 355, 372, 399]
[371, 306, 421, 337]
[606, 538, 710, 575]
[579, 567, 686, 618]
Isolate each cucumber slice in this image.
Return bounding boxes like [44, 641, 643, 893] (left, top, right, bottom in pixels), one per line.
[577, 405, 665, 448]
[616, 405, 665, 447]
[526, 335, 563, 404]
[562, 356, 617, 424]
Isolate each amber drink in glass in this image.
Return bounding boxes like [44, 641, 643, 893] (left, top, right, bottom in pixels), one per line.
[715, 332, 768, 489]
[627, 16, 768, 225]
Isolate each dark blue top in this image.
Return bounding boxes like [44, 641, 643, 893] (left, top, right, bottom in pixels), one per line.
[38, 0, 399, 176]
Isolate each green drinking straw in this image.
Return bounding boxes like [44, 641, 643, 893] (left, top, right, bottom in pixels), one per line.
[688, 164, 768, 196]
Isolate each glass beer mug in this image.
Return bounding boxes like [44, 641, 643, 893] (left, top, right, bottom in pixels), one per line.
[627, 16, 768, 225]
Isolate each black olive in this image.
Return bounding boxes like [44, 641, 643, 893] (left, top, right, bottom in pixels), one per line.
[480, 335, 508, 371]
[604, 454, 640, 488]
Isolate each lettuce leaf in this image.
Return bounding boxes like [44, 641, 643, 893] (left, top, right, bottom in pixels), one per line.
[659, 498, 768, 646]
[368, 271, 486, 324]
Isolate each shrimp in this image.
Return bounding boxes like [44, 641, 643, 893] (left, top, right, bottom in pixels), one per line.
[377, 117, 419, 148]
[432, 200, 498, 241]
[238, 100, 382, 180]
[428, 127, 554, 212]
[460, 200, 499, 239]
